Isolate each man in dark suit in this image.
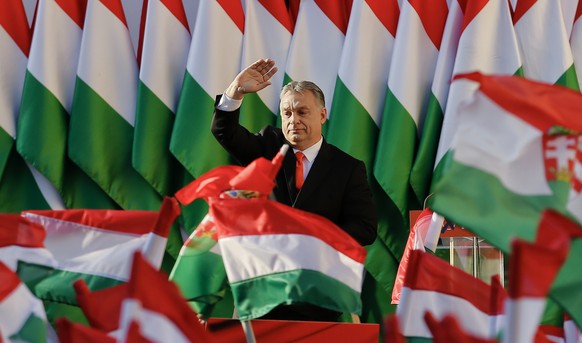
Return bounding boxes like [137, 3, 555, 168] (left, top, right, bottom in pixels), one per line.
[211, 58, 378, 322]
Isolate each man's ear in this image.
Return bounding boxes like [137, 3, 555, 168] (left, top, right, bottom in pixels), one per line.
[320, 107, 327, 124]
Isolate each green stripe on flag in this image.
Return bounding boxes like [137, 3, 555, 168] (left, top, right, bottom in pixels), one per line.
[0, 147, 50, 212]
[431, 161, 570, 252]
[239, 93, 277, 134]
[17, 72, 119, 209]
[134, 81, 183, 196]
[552, 240, 582, 328]
[0, 128, 14, 177]
[231, 269, 362, 320]
[69, 77, 161, 210]
[410, 93, 444, 205]
[171, 75, 233, 178]
[374, 88, 422, 221]
[17, 261, 124, 305]
[327, 78, 378, 169]
[556, 64, 580, 90]
[18, 72, 67, 184]
[9, 312, 46, 343]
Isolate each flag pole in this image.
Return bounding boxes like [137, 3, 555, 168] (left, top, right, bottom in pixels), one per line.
[241, 320, 256, 343]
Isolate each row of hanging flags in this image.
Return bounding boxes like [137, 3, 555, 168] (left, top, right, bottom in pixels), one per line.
[2, 0, 582, 340]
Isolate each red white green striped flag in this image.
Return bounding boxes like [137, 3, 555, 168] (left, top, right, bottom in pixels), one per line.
[409, 0, 462, 204]
[210, 196, 366, 321]
[564, 314, 582, 343]
[17, 0, 120, 210]
[324, 0, 404, 309]
[513, 0, 579, 89]
[430, 72, 582, 329]
[571, 1, 582, 89]
[239, 0, 292, 132]
[0, 213, 57, 271]
[397, 250, 496, 341]
[373, 0, 448, 226]
[118, 252, 210, 342]
[20, 196, 180, 305]
[283, 0, 349, 113]
[68, 0, 161, 211]
[0, 262, 50, 343]
[432, 0, 522, 185]
[0, 0, 64, 212]
[170, 0, 244, 179]
[133, 0, 191, 197]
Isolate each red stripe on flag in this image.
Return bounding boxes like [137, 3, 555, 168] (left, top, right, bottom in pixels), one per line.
[218, 0, 245, 33]
[366, 0, 399, 36]
[258, 0, 294, 33]
[315, 0, 350, 35]
[512, 0, 536, 24]
[0, 263, 21, 301]
[0, 214, 46, 248]
[409, 0, 448, 50]
[55, 0, 88, 29]
[457, 0, 489, 33]
[24, 209, 159, 235]
[509, 240, 569, 298]
[56, 317, 116, 343]
[136, 0, 148, 68]
[404, 251, 491, 313]
[456, 72, 582, 133]
[489, 274, 507, 315]
[160, 0, 190, 32]
[74, 279, 127, 333]
[99, 0, 129, 28]
[576, 0, 582, 22]
[0, 0, 32, 56]
[539, 325, 565, 339]
[210, 197, 367, 264]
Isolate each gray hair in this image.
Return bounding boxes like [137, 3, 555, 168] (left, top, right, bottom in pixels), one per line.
[280, 81, 326, 108]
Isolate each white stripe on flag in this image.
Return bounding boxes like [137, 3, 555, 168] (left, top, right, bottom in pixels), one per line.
[219, 233, 364, 292]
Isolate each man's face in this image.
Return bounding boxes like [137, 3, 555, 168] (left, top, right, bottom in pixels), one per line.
[280, 90, 326, 151]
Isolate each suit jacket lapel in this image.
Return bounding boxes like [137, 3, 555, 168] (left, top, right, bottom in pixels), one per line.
[294, 139, 332, 208]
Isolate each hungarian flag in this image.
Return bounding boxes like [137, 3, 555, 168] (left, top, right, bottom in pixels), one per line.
[239, 0, 292, 132]
[68, 0, 162, 211]
[118, 252, 210, 342]
[397, 250, 495, 340]
[432, 0, 522, 186]
[170, 0, 244, 180]
[17, 0, 119, 210]
[19, 196, 180, 305]
[324, 0, 403, 319]
[489, 274, 507, 338]
[170, 146, 286, 317]
[373, 0, 448, 227]
[0, 262, 51, 343]
[0, 213, 57, 271]
[430, 72, 582, 328]
[283, 0, 349, 113]
[513, 0, 579, 89]
[571, 1, 582, 89]
[409, 0, 462, 204]
[210, 196, 367, 320]
[0, 0, 64, 212]
[133, 0, 191, 198]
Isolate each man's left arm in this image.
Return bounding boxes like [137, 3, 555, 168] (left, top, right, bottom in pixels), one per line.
[340, 160, 378, 246]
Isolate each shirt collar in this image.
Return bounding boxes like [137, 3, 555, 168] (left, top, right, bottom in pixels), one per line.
[293, 137, 323, 163]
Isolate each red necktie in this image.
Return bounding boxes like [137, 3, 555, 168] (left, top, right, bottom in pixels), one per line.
[295, 151, 305, 190]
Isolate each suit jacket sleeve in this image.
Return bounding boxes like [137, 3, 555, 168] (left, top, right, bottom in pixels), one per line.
[339, 159, 378, 246]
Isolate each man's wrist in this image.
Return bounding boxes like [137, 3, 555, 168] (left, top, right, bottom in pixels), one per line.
[217, 93, 243, 111]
